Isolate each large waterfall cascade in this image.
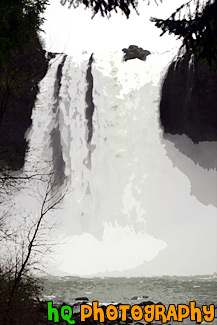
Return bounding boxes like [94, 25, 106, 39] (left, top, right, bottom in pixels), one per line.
[9, 50, 217, 276]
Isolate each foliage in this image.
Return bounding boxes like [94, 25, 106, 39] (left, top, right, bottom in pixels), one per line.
[61, 0, 145, 18]
[0, 267, 41, 325]
[0, 0, 49, 67]
[151, 0, 217, 65]
[0, 170, 65, 324]
[1, 0, 216, 65]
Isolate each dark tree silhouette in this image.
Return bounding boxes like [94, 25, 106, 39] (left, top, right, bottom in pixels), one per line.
[151, 0, 217, 65]
[60, 0, 162, 17]
[0, 0, 49, 67]
[60, 0, 138, 17]
[0, 174, 66, 324]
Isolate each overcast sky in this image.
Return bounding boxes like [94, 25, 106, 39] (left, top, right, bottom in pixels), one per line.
[42, 0, 189, 55]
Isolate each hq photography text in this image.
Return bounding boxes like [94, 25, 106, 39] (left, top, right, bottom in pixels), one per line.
[47, 300, 216, 324]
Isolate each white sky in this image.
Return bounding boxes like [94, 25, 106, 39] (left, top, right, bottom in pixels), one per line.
[41, 0, 189, 55]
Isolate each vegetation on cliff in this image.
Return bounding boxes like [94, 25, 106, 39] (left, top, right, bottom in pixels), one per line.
[0, 1, 49, 169]
[0, 37, 48, 170]
[1, 0, 216, 73]
[0, 0, 48, 68]
[151, 0, 217, 65]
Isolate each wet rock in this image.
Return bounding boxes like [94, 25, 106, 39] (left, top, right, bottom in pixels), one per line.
[126, 317, 134, 323]
[138, 301, 154, 307]
[75, 297, 89, 301]
[131, 295, 150, 300]
[122, 45, 151, 62]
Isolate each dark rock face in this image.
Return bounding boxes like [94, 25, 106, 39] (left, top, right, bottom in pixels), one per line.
[0, 37, 49, 170]
[75, 297, 89, 301]
[85, 54, 95, 144]
[131, 295, 149, 300]
[122, 45, 151, 62]
[51, 55, 67, 187]
[160, 52, 217, 143]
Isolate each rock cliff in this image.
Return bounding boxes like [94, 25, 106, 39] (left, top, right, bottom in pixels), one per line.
[160, 52, 217, 143]
[122, 45, 151, 62]
[0, 37, 49, 170]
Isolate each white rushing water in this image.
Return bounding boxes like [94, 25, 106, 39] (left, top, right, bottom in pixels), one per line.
[12, 50, 217, 277]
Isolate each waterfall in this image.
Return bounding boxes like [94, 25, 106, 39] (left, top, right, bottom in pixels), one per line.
[13, 50, 217, 276]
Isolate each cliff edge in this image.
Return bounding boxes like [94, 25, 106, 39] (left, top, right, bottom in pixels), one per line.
[0, 37, 49, 170]
[160, 52, 217, 143]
